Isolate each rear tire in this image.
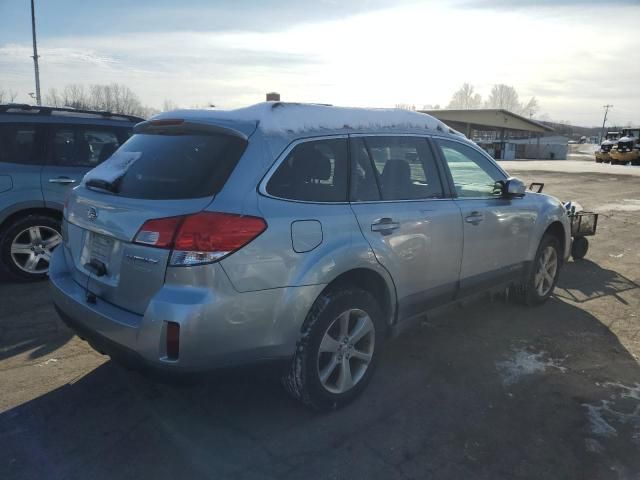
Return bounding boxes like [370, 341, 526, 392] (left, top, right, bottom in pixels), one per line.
[0, 214, 62, 281]
[517, 234, 561, 306]
[282, 287, 384, 411]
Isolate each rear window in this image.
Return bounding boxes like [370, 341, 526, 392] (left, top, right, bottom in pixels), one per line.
[266, 138, 348, 202]
[95, 133, 246, 200]
[0, 124, 43, 165]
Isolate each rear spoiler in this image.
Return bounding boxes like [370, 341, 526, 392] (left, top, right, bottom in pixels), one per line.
[134, 119, 249, 141]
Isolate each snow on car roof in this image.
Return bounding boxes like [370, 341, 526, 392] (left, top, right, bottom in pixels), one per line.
[155, 102, 463, 137]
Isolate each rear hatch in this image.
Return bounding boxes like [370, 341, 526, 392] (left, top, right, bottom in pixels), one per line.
[64, 120, 249, 315]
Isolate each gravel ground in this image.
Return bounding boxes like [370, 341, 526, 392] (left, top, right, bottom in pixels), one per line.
[1, 161, 639, 480]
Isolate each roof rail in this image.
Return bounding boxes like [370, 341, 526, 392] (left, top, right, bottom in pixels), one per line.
[0, 103, 144, 123]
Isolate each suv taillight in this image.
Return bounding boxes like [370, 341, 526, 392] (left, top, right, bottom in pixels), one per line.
[134, 212, 267, 266]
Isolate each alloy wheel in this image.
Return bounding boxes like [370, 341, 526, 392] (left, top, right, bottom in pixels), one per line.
[317, 308, 375, 394]
[534, 245, 558, 297]
[10, 226, 62, 274]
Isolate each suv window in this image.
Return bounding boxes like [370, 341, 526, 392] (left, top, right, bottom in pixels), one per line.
[0, 124, 43, 165]
[51, 126, 122, 167]
[436, 139, 505, 198]
[350, 138, 381, 201]
[266, 138, 348, 202]
[358, 136, 444, 201]
[102, 132, 247, 200]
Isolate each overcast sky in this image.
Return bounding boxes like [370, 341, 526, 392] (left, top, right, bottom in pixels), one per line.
[1, 0, 638, 126]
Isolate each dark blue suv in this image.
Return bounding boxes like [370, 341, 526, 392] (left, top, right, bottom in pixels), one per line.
[0, 104, 142, 280]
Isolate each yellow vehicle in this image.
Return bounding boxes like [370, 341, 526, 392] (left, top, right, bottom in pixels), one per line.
[610, 128, 640, 165]
[595, 131, 620, 163]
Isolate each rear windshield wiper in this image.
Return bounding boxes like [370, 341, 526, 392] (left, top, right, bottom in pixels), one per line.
[85, 178, 119, 193]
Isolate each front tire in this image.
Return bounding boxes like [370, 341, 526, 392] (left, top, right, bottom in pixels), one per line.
[0, 215, 62, 281]
[282, 287, 384, 411]
[518, 234, 561, 306]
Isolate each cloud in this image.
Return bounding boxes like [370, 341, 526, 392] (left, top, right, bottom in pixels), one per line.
[1, 1, 639, 125]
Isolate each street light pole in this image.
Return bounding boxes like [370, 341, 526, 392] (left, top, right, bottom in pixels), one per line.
[600, 104, 612, 143]
[30, 0, 42, 105]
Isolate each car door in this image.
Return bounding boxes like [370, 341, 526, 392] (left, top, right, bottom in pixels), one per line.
[433, 138, 537, 296]
[41, 125, 123, 209]
[0, 122, 46, 210]
[349, 135, 463, 320]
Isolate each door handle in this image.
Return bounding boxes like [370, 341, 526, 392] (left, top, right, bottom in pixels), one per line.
[371, 217, 400, 233]
[465, 211, 484, 225]
[49, 177, 76, 184]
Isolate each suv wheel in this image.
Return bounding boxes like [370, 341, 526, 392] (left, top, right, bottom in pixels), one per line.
[1, 215, 62, 281]
[282, 287, 384, 411]
[518, 234, 561, 306]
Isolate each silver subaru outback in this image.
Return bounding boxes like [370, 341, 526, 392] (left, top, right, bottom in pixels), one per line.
[50, 102, 570, 410]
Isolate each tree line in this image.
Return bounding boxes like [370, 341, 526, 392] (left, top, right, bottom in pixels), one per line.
[447, 83, 539, 117]
[396, 83, 540, 118]
[44, 84, 159, 118]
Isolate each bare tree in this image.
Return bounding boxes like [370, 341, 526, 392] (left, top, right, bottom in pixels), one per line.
[395, 103, 416, 111]
[44, 83, 157, 118]
[422, 104, 441, 110]
[521, 96, 539, 118]
[484, 84, 520, 112]
[447, 83, 482, 109]
[162, 99, 179, 112]
[484, 84, 540, 117]
[0, 88, 18, 103]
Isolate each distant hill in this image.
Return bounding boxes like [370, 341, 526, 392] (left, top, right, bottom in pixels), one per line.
[538, 121, 612, 140]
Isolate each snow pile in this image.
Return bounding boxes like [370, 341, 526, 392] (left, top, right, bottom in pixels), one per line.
[83, 151, 141, 184]
[159, 102, 460, 136]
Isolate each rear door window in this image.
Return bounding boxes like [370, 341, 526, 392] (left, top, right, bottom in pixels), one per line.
[359, 136, 444, 201]
[91, 132, 247, 200]
[51, 126, 123, 167]
[0, 124, 43, 165]
[266, 138, 348, 202]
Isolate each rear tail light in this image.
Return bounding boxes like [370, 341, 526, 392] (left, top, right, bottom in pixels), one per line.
[135, 216, 183, 248]
[134, 212, 267, 266]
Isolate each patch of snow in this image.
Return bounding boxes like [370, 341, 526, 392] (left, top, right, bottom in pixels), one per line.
[598, 199, 640, 212]
[160, 102, 460, 136]
[609, 253, 625, 258]
[496, 348, 566, 386]
[584, 402, 618, 436]
[83, 151, 141, 184]
[583, 383, 640, 444]
[37, 358, 58, 367]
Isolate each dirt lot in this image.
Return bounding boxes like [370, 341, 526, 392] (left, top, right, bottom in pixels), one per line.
[1, 162, 639, 480]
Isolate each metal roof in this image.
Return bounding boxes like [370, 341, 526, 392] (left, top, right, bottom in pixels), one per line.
[418, 109, 554, 133]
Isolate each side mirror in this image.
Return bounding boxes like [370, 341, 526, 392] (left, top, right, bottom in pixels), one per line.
[501, 177, 526, 198]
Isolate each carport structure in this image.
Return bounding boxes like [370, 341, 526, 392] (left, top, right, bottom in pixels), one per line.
[419, 109, 554, 159]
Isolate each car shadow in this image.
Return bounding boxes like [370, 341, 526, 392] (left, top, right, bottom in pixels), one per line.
[0, 280, 73, 361]
[556, 259, 639, 305]
[1, 289, 640, 479]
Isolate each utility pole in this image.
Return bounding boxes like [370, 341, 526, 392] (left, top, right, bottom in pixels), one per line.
[600, 104, 613, 143]
[30, 0, 42, 105]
